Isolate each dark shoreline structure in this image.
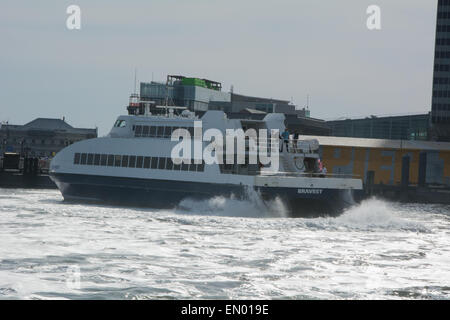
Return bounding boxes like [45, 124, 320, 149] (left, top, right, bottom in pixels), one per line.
[0, 118, 97, 157]
[0, 170, 56, 189]
[0, 118, 97, 189]
[0, 153, 56, 189]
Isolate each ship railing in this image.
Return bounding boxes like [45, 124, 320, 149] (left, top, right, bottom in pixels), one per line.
[245, 138, 319, 155]
[260, 171, 360, 179]
[244, 138, 318, 154]
[285, 139, 319, 154]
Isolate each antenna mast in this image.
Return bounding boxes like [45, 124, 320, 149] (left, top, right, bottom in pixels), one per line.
[134, 68, 137, 94]
[164, 75, 170, 116]
[128, 68, 140, 115]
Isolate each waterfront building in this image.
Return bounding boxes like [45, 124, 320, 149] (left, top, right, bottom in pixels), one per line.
[140, 75, 230, 112]
[326, 114, 430, 141]
[0, 118, 97, 157]
[431, 0, 450, 141]
[302, 134, 450, 187]
[138, 74, 325, 134]
[139, 75, 307, 116]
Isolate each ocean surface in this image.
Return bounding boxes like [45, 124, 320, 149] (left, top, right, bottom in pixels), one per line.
[0, 188, 449, 300]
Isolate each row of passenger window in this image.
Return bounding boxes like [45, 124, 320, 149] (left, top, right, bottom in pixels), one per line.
[133, 125, 194, 138]
[73, 153, 205, 172]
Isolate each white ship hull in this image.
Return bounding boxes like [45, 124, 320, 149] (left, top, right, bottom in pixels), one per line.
[49, 111, 363, 217]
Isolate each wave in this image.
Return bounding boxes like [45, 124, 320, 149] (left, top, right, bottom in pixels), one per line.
[175, 187, 288, 218]
[174, 193, 429, 233]
[311, 198, 430, 233]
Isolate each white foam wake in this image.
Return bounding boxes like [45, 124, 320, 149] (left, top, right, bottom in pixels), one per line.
[327, 197, 429, 232]
[176, 187, 288, 218]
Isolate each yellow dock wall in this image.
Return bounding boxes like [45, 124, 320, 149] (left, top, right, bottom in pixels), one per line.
[320, 146, 450, 186]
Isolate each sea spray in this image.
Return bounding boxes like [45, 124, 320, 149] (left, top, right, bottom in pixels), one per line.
[176, 186, 288, 218]
[323, 198, 429, 232]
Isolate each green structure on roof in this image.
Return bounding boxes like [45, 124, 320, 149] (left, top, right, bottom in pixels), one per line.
[181, 77, 207, 88]
[169, 75, 221, 91]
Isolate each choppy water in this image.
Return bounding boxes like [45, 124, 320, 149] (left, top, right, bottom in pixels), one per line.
[0, 188, 449, 300]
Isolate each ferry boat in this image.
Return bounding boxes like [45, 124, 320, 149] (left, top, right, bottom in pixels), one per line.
[49, 100, 363, 217]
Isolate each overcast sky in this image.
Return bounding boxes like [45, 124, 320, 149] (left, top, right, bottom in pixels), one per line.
[0, 0, 437, 135]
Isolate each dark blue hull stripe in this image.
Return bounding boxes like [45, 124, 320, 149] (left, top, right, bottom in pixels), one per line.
[50, 173, 357, 217]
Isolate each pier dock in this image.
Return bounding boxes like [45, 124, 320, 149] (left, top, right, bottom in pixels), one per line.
[304, 135, 450, 205]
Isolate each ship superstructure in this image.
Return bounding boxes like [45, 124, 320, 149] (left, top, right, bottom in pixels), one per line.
[50, 99, 362, 216]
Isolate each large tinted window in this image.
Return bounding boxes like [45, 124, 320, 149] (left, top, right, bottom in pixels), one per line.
[158, 157, 166, 169]
[142, 126, 150, 137]
[151, 157, 158, 169]
[144, 157, 151, 168]
[129, 156, 136, 168]
[80, 153, 87, 165]
[135, 125, 142, 137]
[181, 160, 189, 171]
[74, 153, 81, 164]
[166, 157, 174, 170]
[114, 155, 121, 167]
[115, 120, 126, 127]
[198, 161, 205, 172]
[94, 154, 100, 165]
[121, 155, 129, 167]
[107, 154, 114, 166]
[157, 126, 164, 137]
[164, 126, 172, 138]
[100, 154, 107, 166]
[87, 153, 94, 165]
[73, 153, 206, 172]
[149, 126, 157, 137]
[136, 156, 144, 168]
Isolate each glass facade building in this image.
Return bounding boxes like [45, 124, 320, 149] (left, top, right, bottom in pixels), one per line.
[140, 80, 231, 112]
[139, 75, 301, 115]
[432, 0, 450, 141]
[0, 118, 97, 157]
[326, 114, 430, 141]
